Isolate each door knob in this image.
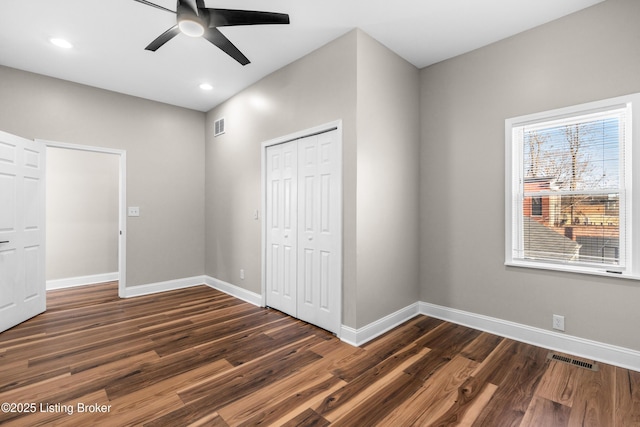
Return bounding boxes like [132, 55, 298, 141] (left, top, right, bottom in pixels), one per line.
[0, 241, 8, 244]
[308, 236, 313, 241]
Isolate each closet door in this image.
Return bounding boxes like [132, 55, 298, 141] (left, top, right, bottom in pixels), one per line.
[264, 128, 341, 335]
[296, 130, 341, 334]
[265, 141, 298, 317]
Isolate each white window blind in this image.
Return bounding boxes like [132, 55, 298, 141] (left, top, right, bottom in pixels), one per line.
[506, 94, 640, 278]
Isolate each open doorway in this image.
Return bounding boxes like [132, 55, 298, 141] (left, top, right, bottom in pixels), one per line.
[42, 141, 126, 297]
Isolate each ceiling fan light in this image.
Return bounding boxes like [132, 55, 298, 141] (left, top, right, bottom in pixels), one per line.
[178, 17, 205, 37]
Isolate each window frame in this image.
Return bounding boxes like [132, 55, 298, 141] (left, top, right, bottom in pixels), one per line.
[505, 93, 640, 280]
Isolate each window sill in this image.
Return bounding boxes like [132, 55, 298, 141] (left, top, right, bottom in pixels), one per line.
[505, 260, 640, 281]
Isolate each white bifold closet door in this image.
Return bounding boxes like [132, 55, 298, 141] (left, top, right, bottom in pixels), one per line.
[265, 129, 341, 334]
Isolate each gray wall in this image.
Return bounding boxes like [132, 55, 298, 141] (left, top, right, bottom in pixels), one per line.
[46, 148, 119, 280]
[205, 30, 421, 329]
[419, 0, 640, 350]
[0, 66, 206, 287]
[355, 31, 421, 327]
[205, 30, 359, 326]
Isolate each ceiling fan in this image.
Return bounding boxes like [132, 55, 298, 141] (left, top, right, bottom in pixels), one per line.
[133, 0, 290, 65]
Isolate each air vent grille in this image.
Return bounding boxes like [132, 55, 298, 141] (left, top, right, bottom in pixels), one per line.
[547, 352, 599, 371]
[214, 118, 225, 136]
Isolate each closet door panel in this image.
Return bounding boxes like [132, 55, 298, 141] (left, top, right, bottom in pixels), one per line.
[265, 141, 297, 317]
[297, 131, 341, 333]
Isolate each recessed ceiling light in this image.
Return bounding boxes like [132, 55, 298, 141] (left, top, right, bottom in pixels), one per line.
[50, 38, 73, 49]
[199, 83, 213, 91]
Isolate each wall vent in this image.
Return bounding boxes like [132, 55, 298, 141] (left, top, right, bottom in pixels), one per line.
[214, 118, 225, 136]
[547, 352, 599, 371]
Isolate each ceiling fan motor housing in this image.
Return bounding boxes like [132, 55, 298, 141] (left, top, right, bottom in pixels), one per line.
[177, 0, 207, 37]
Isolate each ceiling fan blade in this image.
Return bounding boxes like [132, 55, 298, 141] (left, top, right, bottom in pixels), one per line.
[202, 27, 250, 65]
[145, 25, 181, 51]
[132, 0, 175, 14]
[207, 9, 290, 27]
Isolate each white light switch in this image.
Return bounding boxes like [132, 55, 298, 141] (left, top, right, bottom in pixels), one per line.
[128, 207, 140, 217]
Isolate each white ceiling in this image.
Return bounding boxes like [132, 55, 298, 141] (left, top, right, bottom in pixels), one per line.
[0, 0, 604, 112]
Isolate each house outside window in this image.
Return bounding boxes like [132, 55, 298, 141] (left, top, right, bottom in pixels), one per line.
[505, 93, 640, 278]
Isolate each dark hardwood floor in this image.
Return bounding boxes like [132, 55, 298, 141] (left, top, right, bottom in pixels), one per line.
[0, 282, 639, 426]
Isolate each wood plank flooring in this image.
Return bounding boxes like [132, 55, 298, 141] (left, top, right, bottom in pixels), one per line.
[0, 282, 639, 426]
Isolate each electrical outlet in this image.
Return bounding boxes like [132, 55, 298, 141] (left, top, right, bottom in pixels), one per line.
[128, 206, 140, 217]
[553, 314, 565, 331]
[240, 269, 245, 280]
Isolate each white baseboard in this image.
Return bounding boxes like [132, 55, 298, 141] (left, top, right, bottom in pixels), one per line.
[419, 301, 640, 373]
[122, 275, 208, 298]
[120, 274, 262, 307]
[47, 272, 119, 290]
[340, 302, 421, 347]
[338, 299, 640, 371]
[116, 275, 640, 372]
[204, 276, 262, 307]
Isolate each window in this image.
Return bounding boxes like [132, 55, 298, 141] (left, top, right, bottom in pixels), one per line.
[531, 197, 543, 217]
[505, 93, 640, 278]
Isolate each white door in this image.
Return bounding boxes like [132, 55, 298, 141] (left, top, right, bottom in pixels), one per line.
[0, 131, 46, 332]
[296, 131, 341, 333]
[265, 129, 341, 334]
[265, 141, 298, 317]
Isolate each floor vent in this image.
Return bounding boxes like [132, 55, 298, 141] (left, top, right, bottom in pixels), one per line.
[547, 352, 599, 371]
